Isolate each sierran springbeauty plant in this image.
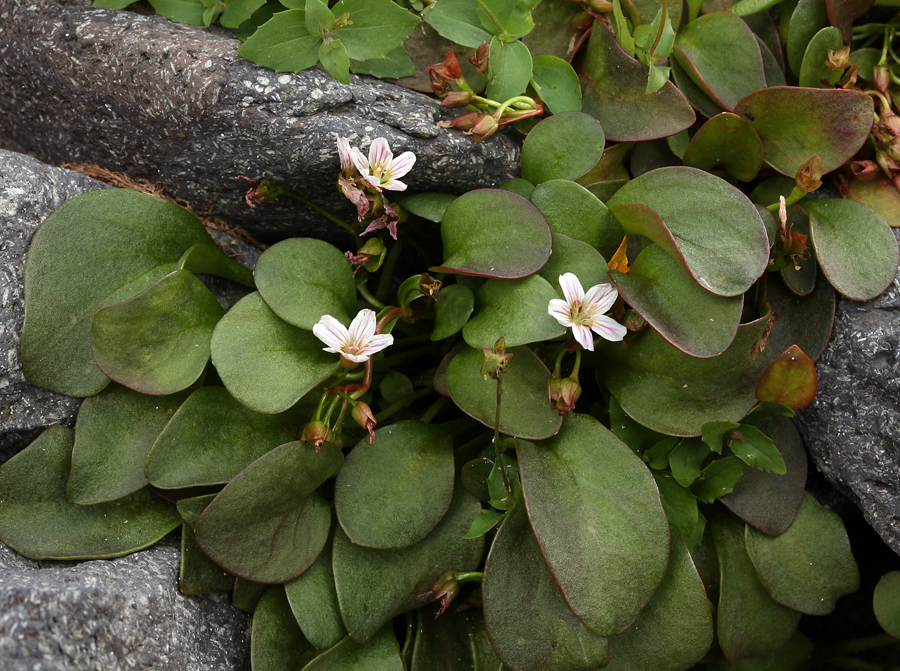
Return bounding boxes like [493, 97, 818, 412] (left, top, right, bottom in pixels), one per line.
[8, 0, 900, 666]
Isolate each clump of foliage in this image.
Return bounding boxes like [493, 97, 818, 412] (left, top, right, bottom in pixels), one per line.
[6, 0, 900, 668]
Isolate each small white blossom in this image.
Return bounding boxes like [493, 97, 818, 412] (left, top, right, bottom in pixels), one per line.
[351, 137, 416, 191]
[337, 137, 355, 173]
[548, 273, 627, 352]
[312, 309, 394, 363]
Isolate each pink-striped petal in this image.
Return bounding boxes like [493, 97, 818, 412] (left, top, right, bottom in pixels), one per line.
[313, 315, 350, 351]
[368, 138, 393, 168]
[591, 315, 628, 342]
[389, 151, 416, 179]
[337, 137, 354, 171]
[548, 298, 574, 326]
[348, 309, 377, 345]
[350, 147, 369, 174]
[584, 282, 618, 315]
[571, 324, 594, 352]
[558, 273, 584, 306]
[380, 178, 408, 191]
[361, 333, 394, 356]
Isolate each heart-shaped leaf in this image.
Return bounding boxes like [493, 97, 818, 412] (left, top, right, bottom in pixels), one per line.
[446, 345, 562, 440]
[755, 345, 817, 409]
[462, 275, 565, 348]
[91, 270, 224, 395]
[608, 167, 770, 297]
[745, 492, 859, 615]
[733, 88, 874, 177]
[482, 502, 610, 671]
[605, 533, 713, 671]
[194, 441, 343, 584]
[529, 179, 623, 259]
[521, 112, 605, 185]
[251, 587, 318, 671]
[145, 386, 302, 489]
[301, 627, 404, 671]
[21, 188, 244, 397]
[210, 292, 338, 414]
[518, 413, 671, 636]
[874, 571, 900, 638]
[673, 12, 766, 112]
[610, 243, 743, 358]
[68, 383, 192, 505]
[433, 189, 551, 278]
[255, 238, 358, 329]
[335, 421, 454, 549]
[0, 426, 180, 560]
[332, 486, 484, 643]
[803, 198, 899, 301]
[530, 55, 582, 114]
[579, 23, 695, 142]
[682, 113, 764, 182]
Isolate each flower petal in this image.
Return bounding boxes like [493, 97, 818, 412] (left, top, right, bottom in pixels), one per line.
[313, 315, 349, 350]
[348, 309, 377, 345]
[389, 151, 416, 179]
[350, 147, 369, 173]
[590, 315, 628, 342]
[337, 137, 354, 171]
[571, 324, 594, 351]
[548, 298, 574, 326]
[359, 333, 394, 357]
[583, 282, 618, 316]
[558, 273, 584, 306]
[380, 178, 408, 191]
[368, 138, 393, 168]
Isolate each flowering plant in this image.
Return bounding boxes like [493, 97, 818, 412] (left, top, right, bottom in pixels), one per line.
[7, 1, 900, 668]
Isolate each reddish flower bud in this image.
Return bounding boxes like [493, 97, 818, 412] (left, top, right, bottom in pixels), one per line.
[884, 112, 900, 136]
[470, 114, 500, 142]
[877, 150, 900, 178]
[851, 160, 878, 180]
[888, 136, 900, 162]
[874, 64, 890, 93]
[301, 421, 330, 452]
[468, 41, 489, 74]
[351, 401, 377, 443]
[429, 571, 460, 617]
[548, 375, 581, 416]
[426, 67, 452, 97]
[440, 90, 474, 108]
[449, 110, 481, 131]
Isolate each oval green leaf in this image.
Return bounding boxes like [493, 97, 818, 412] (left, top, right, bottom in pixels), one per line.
[786, 0, 828, 77]
[518, 413, 671, 636]
[804, 198, 899, 301]
[482, 502, 610, 671]
[764, 272, 835, 362]
[608, 167, 770, 297]
[431, 283, 475, 341]
[529, 179, 623, 258]
[531, 55, 582, 114]
[873, 571, 900, 638]
[145, 385, 302, 489]
[733, 87, 874, 176]
[745, 492, 859, 615]
[91, 270, 224, 396]
[194, 441, 343, 584]
[798, 26, 843, 87]
[537, 233, 610, 295]
[301, 627, 404, 671]
[335, 421, 454, 549]
[446, 345, 562, 440]
[392, 192, 458, 222]
[255, 238, 357, 329]
[433, 189, 552, 278]
[682, 112, 764, 182]
[251, 587, 318, 671]
[486, 36, 533, 103]
[846, 176, 900, 228]
[210, 292, 338, 414]
[521, 112, 605, 185]
[0, 426, 181, 560]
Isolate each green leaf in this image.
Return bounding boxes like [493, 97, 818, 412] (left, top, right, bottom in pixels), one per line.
[845, 176, 900, 230]
[301, 627, 404, 670]
[319, 39, 351, 84]
[486, 36, 533, 103]
[350, 45, 416, 79]
[422, 0, 492, 48]
[719, 415, 807, 535]
[755, 344, 817, 410]
[20, 189, 237, 397]
[232, 578, 268, 613]
[463, 509, 504, 538]
[669, 437, 712, 487]
[786, 0, 828, 77]
[727, 424, 786, 474]
[0, 426, 181, 560]
[643, 436, 679, 470]
[431, 284, 475, 341]
[462, 274, 565, 348]
[255, 238, 357, 329]
[335, 421, 454, 549]
[803, 198, 899, 301]
[529, 179, 623, 259]
[707, 631, 814, 671]
[873, 571, 900, 638]
[673, 12, 766, 111]
[446, 345, 563, 440]
[392, 192, 457, 222]
[68, 384, 192, 505]
[220, 0, 268, 28]
[609, 396, 668, 455]
[611, 244, 743, 358]
[210, 292, 338, 414]
[305, 0, 332, 33]
[669, 57, 724, 120]
[332, 486, 484, 642]
[764, 272, 835, 362]
[237, 9, 322, 72]
[252, 587, 319, 670]
[433, 189, 551, 278]
[537, 234, 610, 296]
[148, 0, 205, 24]
[518, 414, 671, 636]
[332, 0, 420, 61]
[799, 26, 843, 87]
[482, 502, 610, 671]
[682, 112, 764, 182]
[179, 523, 236, 595]
[521, 112, 605, 185]
[605, 533, 713, 671]
[580, 23, 694, 142]
[530, 55, 582, 114]
[284, 527, 347, 649]
[608, 167, 770, 297]
[727, 0, 782, 15]
[691, 456, 746, 503]
[701, 420, 739, 454]
[145, 386, 302, 489]
[476, 0, 538, 38]
[745, 492, 859, 615]
[652, 472, 701, 543]
[411, 608, 501, 671]
[778, 205, 817, 297]
[194, 441, 343, 583]
[91, 270, 224, 396]
[709, 507, 802, 664]
[733, 88, 874, 177]
[176, 242, 255, 287]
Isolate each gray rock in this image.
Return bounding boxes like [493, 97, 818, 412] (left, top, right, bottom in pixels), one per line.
[0, 538, 250, 671]
[0, 0, 520, 243]
[795, 229, 900, 557]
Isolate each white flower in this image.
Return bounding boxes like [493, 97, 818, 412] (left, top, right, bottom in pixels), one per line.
[548, 273, 627, 352]
[351, 137, 416, 192]
[312, 309, 394, 363]
[337, 137, 355, 173]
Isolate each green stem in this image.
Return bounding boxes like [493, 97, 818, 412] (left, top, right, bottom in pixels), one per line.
[278, 188, 357, 239]
[323, 393, 342, 425]
[494, 378, 512, 498]
[377, 241, 404, 304]
[377, 387, 434, 422]
[401, 611, 415, 667]
[419, 396, 449, 424]
[571, 348, 582, 379]
[357, 283, 386, 310]
[454, 572, 483, 583]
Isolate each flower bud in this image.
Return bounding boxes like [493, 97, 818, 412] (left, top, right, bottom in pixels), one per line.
[877, 150, 900, 177]
[470, 114, 500, 142]
[884, 112, 900, 136]
[825, 46, 850, 70]
[429, 571, 460, 617]
[795, 154, 823, 193]
[851, 160, 878, 180]
[468, 41, 489, 74]
[301, 421, 330, 452]
[440, 91, 474, 109]
[548, 375, 581, 416]
[888, 137, 900, 163]
[481, 337, 513, 381]
[874, 64, 890, 93]
[586, 0, 614, 11]
[352, 401, 377, 443]
[573, 11, 594, 30]
[449, 110, 480, 131]
[418, 272, 442, 300]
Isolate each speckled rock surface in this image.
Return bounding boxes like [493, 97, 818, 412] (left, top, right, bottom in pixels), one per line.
[0, 538, 250, 671]
[0, 0, 520, 243]
[795, 229, 900, 557]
